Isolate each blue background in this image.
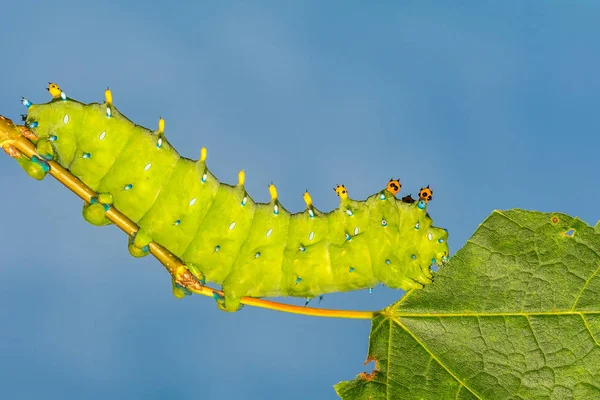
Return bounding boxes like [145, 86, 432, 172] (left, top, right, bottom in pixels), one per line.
[1, 1, 599, 399]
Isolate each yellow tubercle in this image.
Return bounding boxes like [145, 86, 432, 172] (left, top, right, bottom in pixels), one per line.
[158, 117, 165, 134]
[104, 87, 113, 105]
[334, 184, 348, 200]
[238, 170, 245, 186]
[200, 147, 207, 162]
[303, 191, 313, 207]
[269, 184, 278, 201]
[47, 83, 62, 98]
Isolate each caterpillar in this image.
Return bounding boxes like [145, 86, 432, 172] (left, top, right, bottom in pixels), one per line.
[6, 83, 449, 312]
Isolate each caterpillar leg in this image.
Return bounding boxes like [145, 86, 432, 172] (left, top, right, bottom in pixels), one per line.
[35, 138, 55, 161]
[216, 270, 257, 312]
[172, 265, 204, 299]
[214, 292, 243, 312]
[128, 229, 152, 257]
[171, 277, 191, 298]
[82, 193, 113, 226]
[420, 264, 434, 280]
[2, 144, 44, 179]
[22, 155, 50, 181]
[185, 263, 206, 285]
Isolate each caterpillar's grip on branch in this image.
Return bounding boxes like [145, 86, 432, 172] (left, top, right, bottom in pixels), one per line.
[4, 84, 450, 313]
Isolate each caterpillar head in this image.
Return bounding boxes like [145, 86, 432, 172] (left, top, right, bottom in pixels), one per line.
[386, 178, 401, 196]
[419, 186, 433, 202]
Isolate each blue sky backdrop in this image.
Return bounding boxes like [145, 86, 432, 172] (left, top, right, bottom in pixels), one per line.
[1, 1, 599, 399]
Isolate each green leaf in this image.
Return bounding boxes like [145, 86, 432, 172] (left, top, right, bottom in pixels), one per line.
[335, 209, 600, 399]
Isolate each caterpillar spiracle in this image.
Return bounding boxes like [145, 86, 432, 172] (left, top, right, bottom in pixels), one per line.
[9, 83, 450, 312]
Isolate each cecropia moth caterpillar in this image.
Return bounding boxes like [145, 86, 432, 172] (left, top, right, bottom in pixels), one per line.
[7, 83, 449, 312]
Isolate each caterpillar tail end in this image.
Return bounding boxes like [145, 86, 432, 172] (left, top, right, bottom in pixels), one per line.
[1, 115, 51, 180]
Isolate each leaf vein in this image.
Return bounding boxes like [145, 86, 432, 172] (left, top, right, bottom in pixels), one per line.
[571, 264, 600, 311]
[395, 311, 600, 318]
[392, 317, 482, 400]
[525, 316, 547, 364]
[455, 385, 462, 400]
[580, 313, 600, 347]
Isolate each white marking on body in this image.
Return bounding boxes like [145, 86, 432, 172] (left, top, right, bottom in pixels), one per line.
[427, 233, 433, 241]
[189, 198, 197, 206]
[229, 222, 236, 230]
[63, 114, 69, 124]
[309, 231, 314, 241]
[266, 228, 272, 238]
[144, 163, 152, 171]
[354, 226, 359, 235]
[99, 131, 106, 140]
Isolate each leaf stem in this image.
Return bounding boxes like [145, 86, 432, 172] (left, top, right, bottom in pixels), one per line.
[0, 115, 375, 320]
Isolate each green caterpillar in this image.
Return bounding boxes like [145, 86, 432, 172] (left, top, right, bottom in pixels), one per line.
[14, 83, 449, 312]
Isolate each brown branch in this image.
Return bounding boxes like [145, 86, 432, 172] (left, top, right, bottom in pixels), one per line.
[0, 115, 375, 320]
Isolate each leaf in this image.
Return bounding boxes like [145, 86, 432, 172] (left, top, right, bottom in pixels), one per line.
[335, 209, 600, 400]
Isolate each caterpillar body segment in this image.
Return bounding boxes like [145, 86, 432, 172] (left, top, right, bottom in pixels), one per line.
[18, 84, 449, 312]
